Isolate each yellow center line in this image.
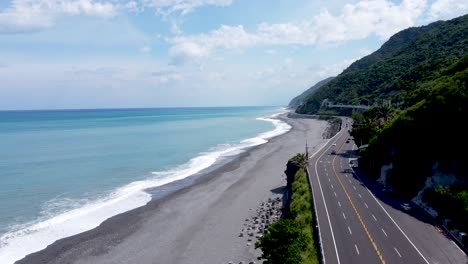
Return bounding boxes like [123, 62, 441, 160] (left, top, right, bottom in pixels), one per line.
[331, 144, 386, 264]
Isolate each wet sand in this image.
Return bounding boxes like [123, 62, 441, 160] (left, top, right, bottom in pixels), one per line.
[17, 115, 330, 264]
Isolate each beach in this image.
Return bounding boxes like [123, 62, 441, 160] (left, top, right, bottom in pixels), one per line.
[16, 114, 331, 264]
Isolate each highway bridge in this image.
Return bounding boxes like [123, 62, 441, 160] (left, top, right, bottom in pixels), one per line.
[326, 104, 370, 110]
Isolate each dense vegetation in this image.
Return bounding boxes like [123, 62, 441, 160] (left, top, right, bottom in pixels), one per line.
[256, 154, 320, 264]
[357, 58, 468, 228]
[289, 77, 334, 108]
[290, 14, 468, 234]
[296, 14, 468, 115]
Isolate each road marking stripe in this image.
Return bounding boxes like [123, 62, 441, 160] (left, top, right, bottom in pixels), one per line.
[331, 184, 334, 189]
[348, 226, 352, 235]
[372, 214, 377, 221]
[364, 203, 369, 209]
[343, 212, 346, 219]
[334, 192, 337, 197]
[347, 169, 431, 264]
[353, 185, 357, 190]
[338, 201, 341, 207]
[308, 126, 348, 264]
[355, 244, 360, 255]
[312, 159, 341, 263]
[382, 228, 388, 237]
[358, 194, 362, 198]
[331, 154, 386, 264]
[394, 247, 402, 258]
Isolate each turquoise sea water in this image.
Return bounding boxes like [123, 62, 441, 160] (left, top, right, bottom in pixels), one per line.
[0, 107, 290, 263]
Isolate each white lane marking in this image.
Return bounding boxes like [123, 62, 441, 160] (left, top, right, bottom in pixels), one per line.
[353, 185, 356, 190]
[358, 193, 362, 198]
[343, 212, 346, 219]
[394, 247, 402, 258]
[331, 184, 334, 189]
[364, 203, 369, 209]
[355, 244, 360, 255]
[348, 226, 352, 235]
[345, 174, 348, 178]
[338, 201, 341, 207]
[328, 178, 331, 182]
[308, 122, 346, 264]
[382, 228, 388, 237]
[348, 179, 352, 184]
[372, 214, 377, 221]
[348, 169, 430, 264]
[307, 166, 326, 264]
[313, 160, 341, 263]
[334, 192, 337, 197]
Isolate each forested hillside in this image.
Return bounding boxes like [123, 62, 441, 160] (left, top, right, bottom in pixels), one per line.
[295, 14, 468, 115]
[288, 77, 334, 108]
[358, 56, 468, 230]
[291, 14, 468, 233]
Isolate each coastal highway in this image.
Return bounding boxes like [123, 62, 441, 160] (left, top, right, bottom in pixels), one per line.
[307, 117, 467, 264]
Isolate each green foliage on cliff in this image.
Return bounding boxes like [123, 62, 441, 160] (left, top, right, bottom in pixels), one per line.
[295, 14, 468, 115]
[290, 168, 319, 264]
[256, 156, 319, 264]
[424, 186, 468, 231]
[256, 219, 308, 264]
[358, 60, 468, 198]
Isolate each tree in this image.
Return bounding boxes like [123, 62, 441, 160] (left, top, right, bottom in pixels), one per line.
[255, 219, 308, 264]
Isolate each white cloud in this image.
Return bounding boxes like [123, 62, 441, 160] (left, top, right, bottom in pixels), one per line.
[429, 0, 468, 20]
[316, 57, 361, 78]
[169, 41, 210, 64]
[0, 0, 235, 33]
[168, 24, 256, 63]
[142, 0, 233, 16]
[0, 0, 117, 33]
[140, 45, 152, 53]
[166, 0, 429, 62]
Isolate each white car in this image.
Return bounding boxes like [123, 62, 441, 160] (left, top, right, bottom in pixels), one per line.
[401, 203, 411, 211]
[332, 143, 337, 146]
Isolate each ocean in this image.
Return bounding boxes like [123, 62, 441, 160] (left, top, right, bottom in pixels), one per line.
[0, 106, 291, 263]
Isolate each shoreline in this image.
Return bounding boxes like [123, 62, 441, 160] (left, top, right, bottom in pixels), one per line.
[16, 114, 331, 264]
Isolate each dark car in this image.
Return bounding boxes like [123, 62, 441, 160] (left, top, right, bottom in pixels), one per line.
[331, 150, 337, 155]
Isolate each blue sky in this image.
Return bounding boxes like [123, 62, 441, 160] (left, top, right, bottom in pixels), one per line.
[0, 0, 467, 110]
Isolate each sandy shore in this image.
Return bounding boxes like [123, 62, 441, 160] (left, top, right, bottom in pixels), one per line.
[17, 114, 330, 264]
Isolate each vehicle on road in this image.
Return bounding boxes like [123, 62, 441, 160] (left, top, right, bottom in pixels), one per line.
[332, 143, 337, 146]
[401, 203, 412, 211]
[331, 150, 337, 155]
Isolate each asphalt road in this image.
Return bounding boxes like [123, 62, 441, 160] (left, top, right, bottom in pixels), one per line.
[308, 117, 467, 264]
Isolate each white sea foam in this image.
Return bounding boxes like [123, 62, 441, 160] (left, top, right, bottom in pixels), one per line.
[0, 111, 292, 264]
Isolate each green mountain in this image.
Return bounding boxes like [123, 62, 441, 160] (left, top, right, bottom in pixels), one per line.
[292, 14, 468, 232]
[288, 77, 334, 108]
[295, 14, 468, 115]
